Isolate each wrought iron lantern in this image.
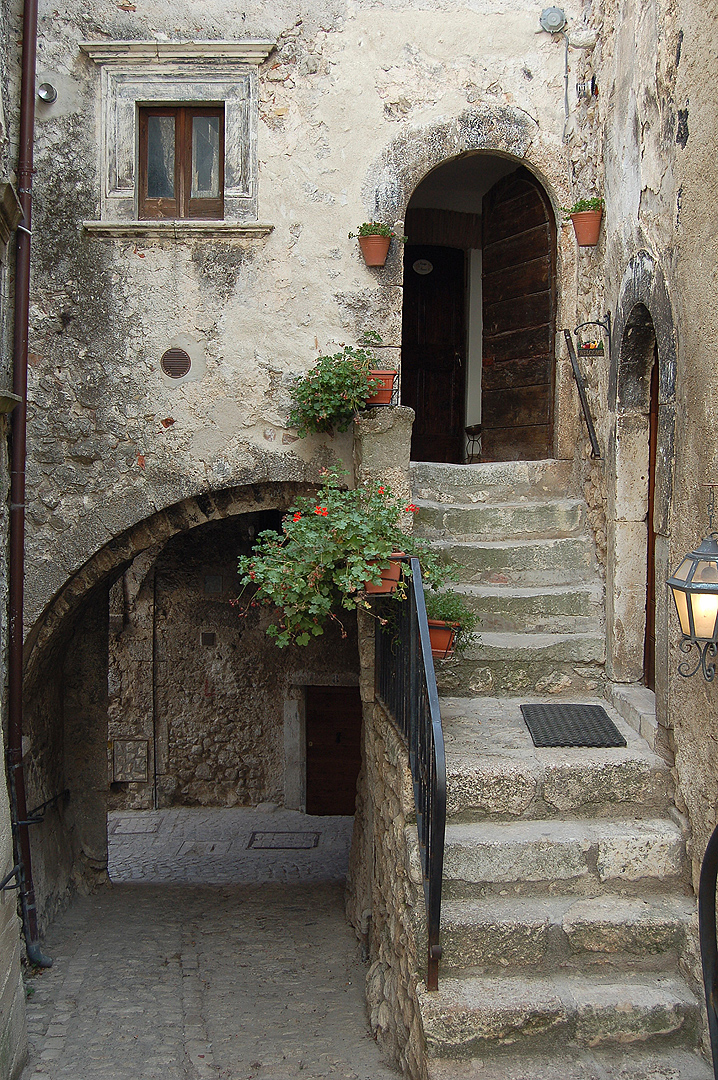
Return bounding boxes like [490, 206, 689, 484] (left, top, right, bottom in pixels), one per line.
[668, 489, 718, 680]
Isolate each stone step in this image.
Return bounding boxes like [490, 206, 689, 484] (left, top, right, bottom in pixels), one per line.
[434, 632, 606, 697]
[432, 537, 598, 586]
[440, 817, 687, 898]
[414, 498, 587, 542]
[442, 696, 673, 821]
[411, 459, 574, 503]
[418, 972, 701, 1057]
[439, 894, 696, 974]
[426, 1046, 713, 1080]
[451, 582, 604, 633]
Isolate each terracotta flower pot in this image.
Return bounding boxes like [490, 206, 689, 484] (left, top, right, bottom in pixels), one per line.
[428, 619, 459, 659]
[364, 552, 405, 594]
[570, 209, 603, 246]
[366, 370, 397, 406]
[358, 235, 392, 266]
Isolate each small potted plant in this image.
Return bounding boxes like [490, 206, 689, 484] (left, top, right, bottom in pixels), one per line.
[288, 340, 397, 436]
[424, 590, 479, 659]
[236, 469, 449, 647]
[562, 197, 604, 246]
[349, 222, 408, 266]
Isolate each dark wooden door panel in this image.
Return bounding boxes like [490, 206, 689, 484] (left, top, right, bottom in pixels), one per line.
[401, 244, 465, 463]
[305, 685, 362, 816]
[482, 167, 556, 461]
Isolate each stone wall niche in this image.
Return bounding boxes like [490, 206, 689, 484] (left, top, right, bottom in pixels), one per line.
[607, 254, 677, 727]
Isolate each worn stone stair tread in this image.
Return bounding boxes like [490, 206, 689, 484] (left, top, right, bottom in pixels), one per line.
[439, 894, 696, 968]
[418, 972, 701, 1054]
[414, 499, 588, 541]
[430, 537, 600, 587]
[454, 581, 604, 602]
[411, 459, 574, 502]
[442, 816, 686, 887]
[425, 1045, 713, 1080]
[456, 630, 606, 660]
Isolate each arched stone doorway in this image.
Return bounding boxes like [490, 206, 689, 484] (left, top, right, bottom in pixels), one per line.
[22, 482, 361, 927]
[400, 154, 557, 462]
[607, 254, 677, 730]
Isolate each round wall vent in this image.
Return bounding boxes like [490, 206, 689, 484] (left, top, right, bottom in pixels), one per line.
[160, 348, 191, 378]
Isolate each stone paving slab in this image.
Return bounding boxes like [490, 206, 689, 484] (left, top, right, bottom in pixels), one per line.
[108, 807, 355, 885]
[21, 809, 399, 1080]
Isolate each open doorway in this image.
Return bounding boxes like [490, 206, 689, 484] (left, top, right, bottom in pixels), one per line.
[401, 153, 557, 463]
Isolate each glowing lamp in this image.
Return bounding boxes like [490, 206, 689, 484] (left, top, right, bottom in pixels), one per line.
[668, 535, 718, 681]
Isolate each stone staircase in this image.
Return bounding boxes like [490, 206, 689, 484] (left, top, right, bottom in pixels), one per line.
[411, 460, 606, 696]
[406, 461, 710, 1079]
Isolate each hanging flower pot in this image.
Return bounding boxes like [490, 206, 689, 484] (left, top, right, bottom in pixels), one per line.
[366, 370, 397, 406]
[570, 209, 603, 246]
[364, 552, 405, 594]
[349, 223, 408, 267]
[358, 235, 391, 266]
[428, 619, 459, 659]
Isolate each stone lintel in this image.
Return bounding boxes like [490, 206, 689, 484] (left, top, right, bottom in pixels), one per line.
[79, 40, 276, 64]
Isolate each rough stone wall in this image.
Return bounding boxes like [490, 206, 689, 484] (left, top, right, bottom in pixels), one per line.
[661, 0, 718, 890]
[0, 733, 26, 1080]
[598, 0, 718, 891]
[2, 0, 597, 637]
[108, 512, 360, 810]
[347, 613, 427, 1080]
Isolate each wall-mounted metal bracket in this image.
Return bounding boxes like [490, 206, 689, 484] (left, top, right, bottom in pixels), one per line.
[574, 312, 611, 367]
[0, 865, 20, 891]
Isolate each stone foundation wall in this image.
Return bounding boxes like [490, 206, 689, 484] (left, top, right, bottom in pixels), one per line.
[347, 616, 427, 1080]
[0, 726, 26, 1080]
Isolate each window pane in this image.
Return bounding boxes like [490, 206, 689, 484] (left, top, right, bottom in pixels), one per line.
[191, 116, 220, 198]
[147, 116, 175, 198]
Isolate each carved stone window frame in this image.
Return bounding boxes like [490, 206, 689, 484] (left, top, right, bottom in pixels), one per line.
[80, 40, 275, 225]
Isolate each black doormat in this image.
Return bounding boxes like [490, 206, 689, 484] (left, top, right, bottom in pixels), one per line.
[520, 703, 627, 748]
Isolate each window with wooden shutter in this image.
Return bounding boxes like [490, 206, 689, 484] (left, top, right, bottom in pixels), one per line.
[138, 105, 224, 220]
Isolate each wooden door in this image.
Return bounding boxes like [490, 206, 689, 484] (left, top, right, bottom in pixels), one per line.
[401, 245, 466, 463]
[643, 356, 659, 690]
[305, 686, 362, 816]
[481, 167, 556, 460]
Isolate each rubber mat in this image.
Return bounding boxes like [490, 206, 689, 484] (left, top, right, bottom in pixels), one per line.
[520, 703, 627, 748]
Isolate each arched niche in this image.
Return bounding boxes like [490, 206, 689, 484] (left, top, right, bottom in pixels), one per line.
[607, 253, 677, 714]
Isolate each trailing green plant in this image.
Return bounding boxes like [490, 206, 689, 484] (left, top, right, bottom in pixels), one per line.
[236, 468, 453, 647]
[562, 196, 604, 219]
[424, 590, 479, 652]
[348, 221, 408, 242]
[288, 344, 388, 437]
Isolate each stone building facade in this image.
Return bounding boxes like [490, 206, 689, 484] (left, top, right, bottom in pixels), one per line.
[1, 0, 718, 1076]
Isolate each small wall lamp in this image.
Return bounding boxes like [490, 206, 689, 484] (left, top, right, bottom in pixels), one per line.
[668, 487, 718, 681]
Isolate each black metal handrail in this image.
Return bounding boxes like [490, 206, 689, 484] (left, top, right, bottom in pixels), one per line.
[563, 328, 602, 458]
[375, 557, 446, 990]
[700, 823, 718, 1078]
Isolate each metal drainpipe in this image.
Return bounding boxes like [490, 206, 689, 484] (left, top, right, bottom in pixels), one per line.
[7, 0, 51, 968]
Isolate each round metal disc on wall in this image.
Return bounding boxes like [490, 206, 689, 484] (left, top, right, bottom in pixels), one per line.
[160, 348, 191, 379]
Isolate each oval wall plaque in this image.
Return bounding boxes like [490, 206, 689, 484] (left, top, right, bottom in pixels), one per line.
[413, 259, 434, 275]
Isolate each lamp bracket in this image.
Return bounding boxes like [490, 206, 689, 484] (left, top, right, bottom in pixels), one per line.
[678, 638, 718, 682]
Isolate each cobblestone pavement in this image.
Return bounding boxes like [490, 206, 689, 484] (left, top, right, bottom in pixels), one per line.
[108, 807, 355, 885]
[21, 810, 400, 1080]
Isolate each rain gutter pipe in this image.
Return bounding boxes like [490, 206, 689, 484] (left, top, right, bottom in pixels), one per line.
[7, 0, 51, 967]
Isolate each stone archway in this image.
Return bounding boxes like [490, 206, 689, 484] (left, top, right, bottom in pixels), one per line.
[361, 106, 577, 461]
[607, 253, 677, 737]
[22, 479, 360, 928]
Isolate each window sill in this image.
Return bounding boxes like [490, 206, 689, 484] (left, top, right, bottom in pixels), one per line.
[82, 220, 274, 238]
